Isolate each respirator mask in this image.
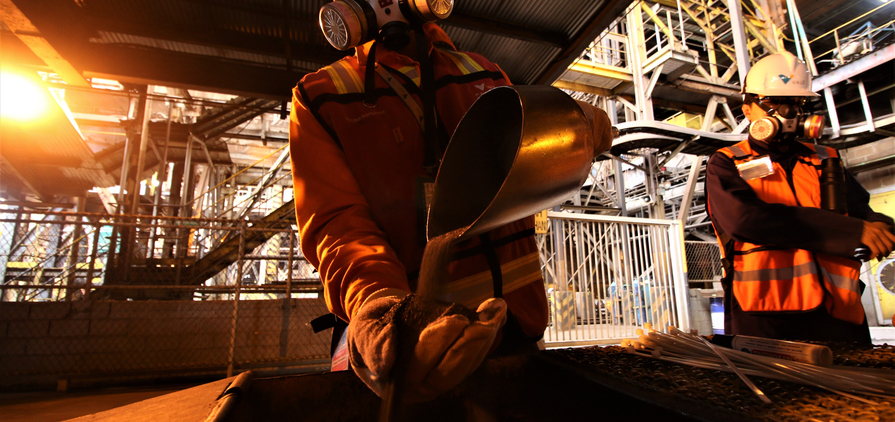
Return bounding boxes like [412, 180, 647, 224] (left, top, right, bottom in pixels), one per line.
[319, 0, 453, 51]
[748, 96, 826, 143]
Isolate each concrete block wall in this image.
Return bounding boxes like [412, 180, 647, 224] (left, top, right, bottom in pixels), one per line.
[0, 298, 331, 383]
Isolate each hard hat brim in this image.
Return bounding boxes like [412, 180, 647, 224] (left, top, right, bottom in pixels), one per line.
[745, 87, 819, 97]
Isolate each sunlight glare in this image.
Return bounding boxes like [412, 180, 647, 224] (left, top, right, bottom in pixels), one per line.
[0, 71, 49, 122]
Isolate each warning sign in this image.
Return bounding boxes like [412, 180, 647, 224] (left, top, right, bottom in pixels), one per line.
[534, 210, 549, 234]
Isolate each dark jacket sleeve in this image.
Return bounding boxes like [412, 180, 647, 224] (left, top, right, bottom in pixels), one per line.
[705, 152, 869, 258]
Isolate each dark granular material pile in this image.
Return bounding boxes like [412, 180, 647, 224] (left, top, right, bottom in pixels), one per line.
[545, 343, 895, 422]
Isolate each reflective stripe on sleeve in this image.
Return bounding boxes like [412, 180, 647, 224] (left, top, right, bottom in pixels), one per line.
[324, 61, 364, 94]
[443, 51, 485, 75]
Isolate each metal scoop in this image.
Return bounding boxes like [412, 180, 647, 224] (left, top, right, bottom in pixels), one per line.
[427, 85, 614, 241]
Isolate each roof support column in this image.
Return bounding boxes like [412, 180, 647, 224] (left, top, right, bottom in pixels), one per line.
[627, 5, 654, 121]
[725, 0, 752, 86]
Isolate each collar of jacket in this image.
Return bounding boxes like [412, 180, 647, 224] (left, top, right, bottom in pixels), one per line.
[747, 135, 815, 162]
[355, 22, 456, 67]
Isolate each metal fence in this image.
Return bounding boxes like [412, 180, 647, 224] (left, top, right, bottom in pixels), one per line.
[0, 210, 330, 386]
[538, 212, 690, 347]
[1, 207, 697, 383]
[684, 241, 723, 283]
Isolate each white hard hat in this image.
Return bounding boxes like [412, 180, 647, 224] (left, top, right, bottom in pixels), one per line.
[744, 51, 818, 97]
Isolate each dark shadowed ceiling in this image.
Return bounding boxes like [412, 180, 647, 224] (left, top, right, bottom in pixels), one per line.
[2, 0, 632, 101]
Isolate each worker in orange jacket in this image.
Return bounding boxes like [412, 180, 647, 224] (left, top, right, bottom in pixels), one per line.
[290, 0, 550, 402]
[706, 52, 895, 344]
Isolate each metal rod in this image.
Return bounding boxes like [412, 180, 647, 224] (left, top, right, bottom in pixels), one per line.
[824, 87, 842, 139]
[677, 156, 703, 224]
[84, 221, 102, 300]
[130, 86, 154, 216]
[228, 222, 246, 378]
[64, 197, 86, 301]
[858, 80, 876, 132]
[287, 231, 294, 298]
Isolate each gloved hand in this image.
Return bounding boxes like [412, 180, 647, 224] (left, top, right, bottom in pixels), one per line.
[347, 294, 507, 403]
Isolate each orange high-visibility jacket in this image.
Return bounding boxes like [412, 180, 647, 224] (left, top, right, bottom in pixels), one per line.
[713, 140, 864, 324]
[289, 24, 547, 339]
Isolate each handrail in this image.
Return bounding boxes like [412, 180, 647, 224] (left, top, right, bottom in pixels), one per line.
[813, 19, 895, 60]
[808, 0, 895, 45]
[188, 143, 288, 209]
[547, 211, 680, 226]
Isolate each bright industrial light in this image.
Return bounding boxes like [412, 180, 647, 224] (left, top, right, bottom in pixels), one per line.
[0, 71, 49, 122]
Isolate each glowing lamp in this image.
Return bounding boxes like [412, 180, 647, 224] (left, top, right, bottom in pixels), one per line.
[0, 71, 49, 122]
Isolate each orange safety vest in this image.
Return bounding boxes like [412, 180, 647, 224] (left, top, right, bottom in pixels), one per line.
[713, 140, 864, 324]
[296, 29, 547, 337]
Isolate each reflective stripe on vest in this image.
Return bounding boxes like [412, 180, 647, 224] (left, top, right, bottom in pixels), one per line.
[716, 140, 863, 324]
[433, 252, 541, 310]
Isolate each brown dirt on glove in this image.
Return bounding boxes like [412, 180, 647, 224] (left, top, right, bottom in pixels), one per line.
[381, 294, 478, 346]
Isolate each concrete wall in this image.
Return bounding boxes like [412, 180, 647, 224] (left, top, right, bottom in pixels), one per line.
[688, 290, 716, 336]
[843, 137, 895, 195]
[0, 298, 331, 387]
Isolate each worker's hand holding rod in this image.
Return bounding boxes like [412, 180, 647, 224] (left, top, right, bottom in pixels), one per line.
[349, 293, 507, 408]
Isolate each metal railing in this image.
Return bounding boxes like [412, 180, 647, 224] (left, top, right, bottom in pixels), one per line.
[807, 0, 895, 68]
[0, 209, 329, 385]
[0, 210, 317, 298]
[538, 212, 690, 347]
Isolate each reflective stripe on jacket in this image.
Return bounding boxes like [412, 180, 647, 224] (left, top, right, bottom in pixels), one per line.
[714, 140, 864, 324]
[291, 24, 547, 338]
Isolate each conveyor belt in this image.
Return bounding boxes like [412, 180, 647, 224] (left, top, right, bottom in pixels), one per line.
[75, 340, 894, 421]
[549, 342, 895, 422]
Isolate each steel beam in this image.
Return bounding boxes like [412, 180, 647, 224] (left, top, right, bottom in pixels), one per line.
[812, 44, 895, 91]
[725, 0, 752, 85]
[0, 0, 89, 87]
[566, 62, 634, 82]
[678, 156, 703, 224]
[823, 87, 841, 139]
[858, 80, 875, 133]
[552, 80, 614, 97]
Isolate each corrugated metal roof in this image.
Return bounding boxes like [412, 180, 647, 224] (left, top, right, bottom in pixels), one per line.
[461, 0, 604, 35]
[91, 31, 321, 74]
[446, 26, 562, 84]
[38, 0, 630, 89]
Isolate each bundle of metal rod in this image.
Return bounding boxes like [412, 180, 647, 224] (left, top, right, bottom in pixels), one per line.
[623, 324, 895, 405]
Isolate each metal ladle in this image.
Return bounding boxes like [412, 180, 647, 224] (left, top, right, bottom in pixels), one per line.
[427, 85, 614, 241]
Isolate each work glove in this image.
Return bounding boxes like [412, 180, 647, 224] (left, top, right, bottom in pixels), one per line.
[347, 294, 507, 403]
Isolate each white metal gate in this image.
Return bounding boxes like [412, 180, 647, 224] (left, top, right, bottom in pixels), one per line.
[538, 212, 690, 347]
